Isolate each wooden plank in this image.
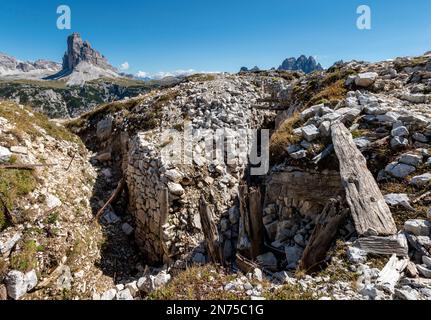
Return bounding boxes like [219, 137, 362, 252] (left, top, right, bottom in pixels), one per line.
[299, 198, 348, 273]
[376, 254, 409, 293]
[237, 186, 252, 256]
[248, 188, 264, 259]
[331, 122, 397, 236]
[94, 178, 125, 221]
[353, 234, 409, 257]
[199, 196, 222, 263]
[237, 186, 265, 260]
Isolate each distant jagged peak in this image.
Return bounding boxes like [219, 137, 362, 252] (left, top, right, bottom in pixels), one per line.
[278, 55, 323, 74]
[62, 32, 117, 73]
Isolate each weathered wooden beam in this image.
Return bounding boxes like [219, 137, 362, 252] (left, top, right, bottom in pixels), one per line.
[237, 186, 265, 260]
[199, 196, 222, 263]
[95, 178, 126, 221]
[299, 198, 348, 273]
[331, 122, 397, 236]
[376, 254, 409, 293]
[353, 234, 409, 257]
[248, 188, 264, 259]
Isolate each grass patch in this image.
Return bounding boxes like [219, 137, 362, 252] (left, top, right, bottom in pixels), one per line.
[186, 73, 216, 83]
[315, 240, 359, 284]
[290, 68, 356, 109]
[10, 240, 41, 272]
[264, 283, 316, 300]
[394, 56, 428, 72]
[0, 79, 67, 89]
[0, 166, 37, 230]
[309, 80, 347, 106]
[148, 265, 247, 300]
[269, 113, 302, 163]
[0, 101, 80, 143]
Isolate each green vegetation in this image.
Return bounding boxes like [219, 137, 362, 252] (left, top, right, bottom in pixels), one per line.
[315, 240, 359, 283]
[0, 164, 37, 231]
[0, 79, 67, 89]
[186, 73, 216, 83]
[309, 79, 347, 106]
[269, 113, 302, 163]
[10, 240, 42, 272]
[394, 56, 428, 72]
[148, 265, 247, 300]
[0, 101, 80, 143]
[264, 283, 316, 300]
[291, 68, 356, 108]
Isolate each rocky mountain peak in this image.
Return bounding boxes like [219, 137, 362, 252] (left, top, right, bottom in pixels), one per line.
[278, 55, 323, 74]
[62, 33, 116, 73]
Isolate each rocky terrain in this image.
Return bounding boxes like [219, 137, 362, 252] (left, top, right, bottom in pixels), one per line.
[0, 53, 61, 80]
[0, 34, 183, 119]
[1, 52, 431, 301]
[241, 55, 323, 74]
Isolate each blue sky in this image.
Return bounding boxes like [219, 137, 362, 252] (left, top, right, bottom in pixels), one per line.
[0, 0, 430, 75]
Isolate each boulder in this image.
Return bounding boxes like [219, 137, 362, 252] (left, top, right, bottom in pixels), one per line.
[256, 252, 278, 271]
[164, 169, 184, 183]
[347, 246, 367, 264]
[423, 256, 431, 269]
[167, 182, 185, 196]
[56, 265, 73, 291]
[100, 289, 117, 300]
[399, 154, 423, 167]
[96, 116, 113, 141]
[5, 270, 38, 300]
[394, 287, 420, 300]
[121, 223, 134, 236]
[300, 104, 323, 121]
[0, 146, 11, 163]
[137, 271, 171, 293]
[10, 146, 28, 155]
[384, 193, 414, 211]
[411, 173, 431, 187]
[390, 136, 409, 150]
[301, 125, 320, 142]
[116, 288, 134, 300]
[285, 246, 303, 269]
[377, 112, 400, 124]
[404, 219, 431, 236]
[391, 126, 409, 137]
[413, 133, 429, 143]
[0, 232, 22, 257]
[417, 265, 431, 278]
[355, 72, 378, 87]
[319, 121, 331, 137]
[46, 194, 62, 210]
[385, 162, 416, 179]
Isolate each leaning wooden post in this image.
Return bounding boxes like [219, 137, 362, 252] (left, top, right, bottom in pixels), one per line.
[199, 196, 222, 263]
[300, 198, 348, 273]
[331, 122, 397, 236]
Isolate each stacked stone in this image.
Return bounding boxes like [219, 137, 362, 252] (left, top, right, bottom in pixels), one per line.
[127, 134, 167, 264]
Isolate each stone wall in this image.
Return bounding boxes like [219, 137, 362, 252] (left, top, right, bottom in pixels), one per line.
[263, 166, 344, 269]
[126, 133, 169, 264]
